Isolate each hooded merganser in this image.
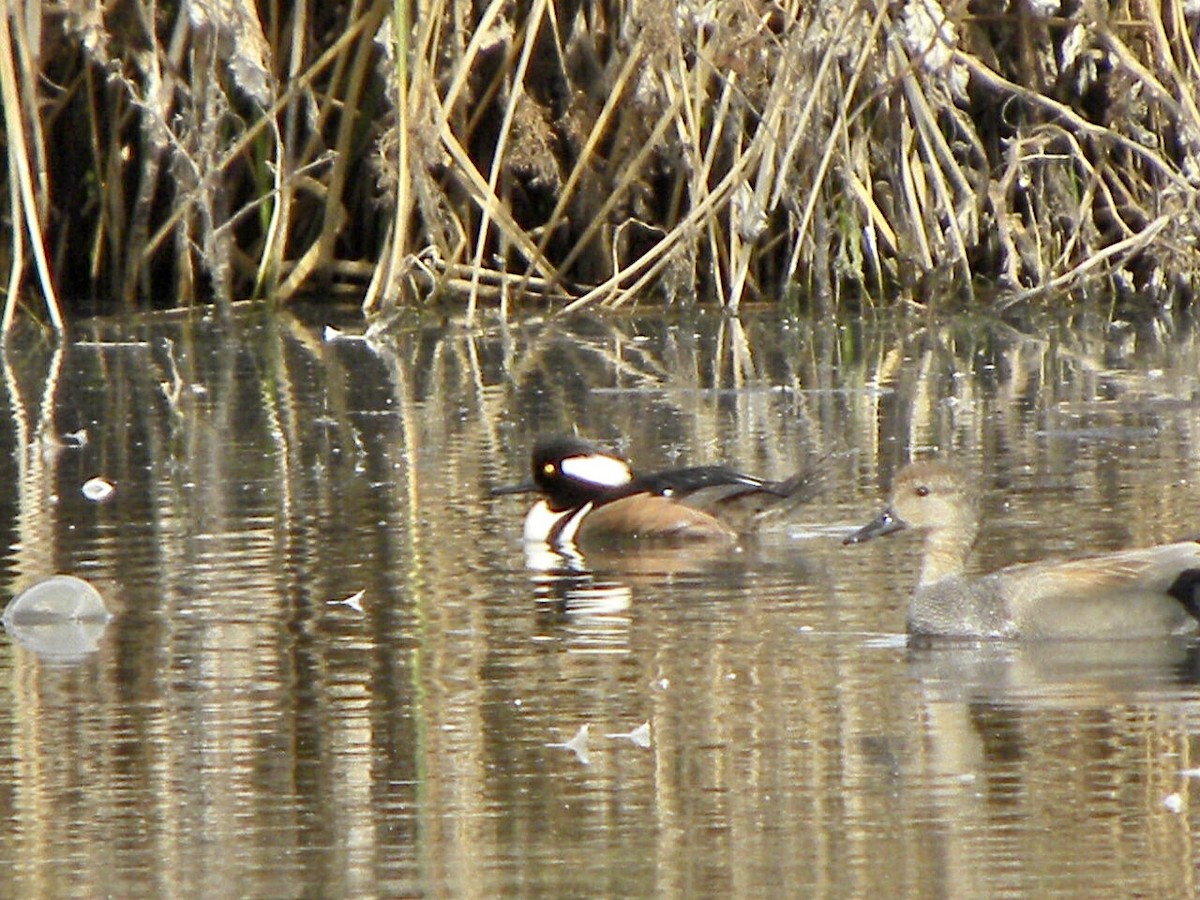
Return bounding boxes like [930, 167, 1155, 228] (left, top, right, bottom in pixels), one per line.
[491, 436, 819, 549]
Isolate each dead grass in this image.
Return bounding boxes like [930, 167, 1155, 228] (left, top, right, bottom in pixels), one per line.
[1, 0, 1199, 330]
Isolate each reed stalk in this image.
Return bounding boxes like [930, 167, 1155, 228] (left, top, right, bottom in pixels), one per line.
[0, 6, 62, 333]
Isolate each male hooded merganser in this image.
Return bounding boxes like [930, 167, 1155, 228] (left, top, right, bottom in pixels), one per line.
[491, 436, 819, 549]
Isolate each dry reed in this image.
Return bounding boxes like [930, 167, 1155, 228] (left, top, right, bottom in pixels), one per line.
[1, 0, 1199, 331]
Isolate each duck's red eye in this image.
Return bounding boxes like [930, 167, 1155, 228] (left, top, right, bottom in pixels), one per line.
[915, 485, 930, 497]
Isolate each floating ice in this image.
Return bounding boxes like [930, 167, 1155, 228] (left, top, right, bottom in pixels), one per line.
[605, 721, 651, 748]
[2, 575, 112, 662]
[328, 589, 365, 612]
[546, 724, 590, 765]
[323, 325, 367, 343]
[82, 477, 115, 502]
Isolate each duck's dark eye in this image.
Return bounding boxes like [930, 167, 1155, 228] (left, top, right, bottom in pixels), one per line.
[914, 485, 930, 497]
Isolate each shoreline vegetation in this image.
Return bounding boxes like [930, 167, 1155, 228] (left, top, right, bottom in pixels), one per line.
[1, 0, 1199, 332]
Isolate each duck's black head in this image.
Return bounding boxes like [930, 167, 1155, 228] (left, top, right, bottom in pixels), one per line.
[492, 436, 634, 512]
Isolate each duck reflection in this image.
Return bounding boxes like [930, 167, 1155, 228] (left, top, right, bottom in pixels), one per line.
[900, 636, 1200, 894]
[526, 538, 766, 651]
[906, 637, 1200, 701]
[906, 637, 1200, 804]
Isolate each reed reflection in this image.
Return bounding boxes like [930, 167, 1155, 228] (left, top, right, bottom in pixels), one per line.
[0, 306, 1195, 896]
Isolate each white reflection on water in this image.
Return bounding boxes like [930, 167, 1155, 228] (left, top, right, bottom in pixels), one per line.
[0, 307, 1198, 896]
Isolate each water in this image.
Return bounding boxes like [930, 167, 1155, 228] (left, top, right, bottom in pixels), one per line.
[1, 305, 1199, 896]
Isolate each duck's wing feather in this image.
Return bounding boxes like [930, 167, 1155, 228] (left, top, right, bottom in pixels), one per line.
[994, 542, 1200, 637]
[1006, 542, 1200, 595]
[632, 466, 768, 496]
[624, 463, 822, 532]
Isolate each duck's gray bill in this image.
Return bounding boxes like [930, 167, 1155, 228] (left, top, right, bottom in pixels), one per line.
[844, 509, 906, 545]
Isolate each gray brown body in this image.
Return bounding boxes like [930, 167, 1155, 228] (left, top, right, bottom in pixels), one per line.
[846, 461, 1200, 640]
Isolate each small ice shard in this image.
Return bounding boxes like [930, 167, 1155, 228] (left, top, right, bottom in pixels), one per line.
[626, 722, 651, 747]
[546, 724, 590, 765]
[321, 326, 367, 343]
[605, 721, 651, 748]
[328, 589, 365, 612]
[322, 325, 366, 343]
[2, 575, 112, 661]
[82, 477, 115, 502]
[62, 429, 89, 448]
[1179, 768, 1200, 778]
[564, 725, 590, 764]
[1163, 793, 1184, 813]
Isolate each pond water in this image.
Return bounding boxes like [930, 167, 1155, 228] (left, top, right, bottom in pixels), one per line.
[1, 303, 1200, 897]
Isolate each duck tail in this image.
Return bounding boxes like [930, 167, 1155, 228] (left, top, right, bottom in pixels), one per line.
[1168, 568, 1200, 621]
[753, 462, 826, 521]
